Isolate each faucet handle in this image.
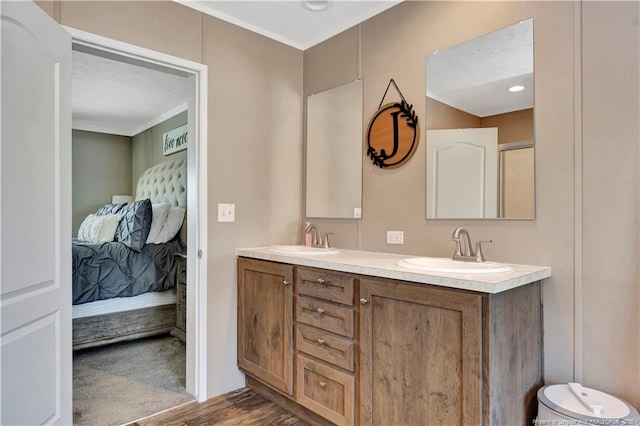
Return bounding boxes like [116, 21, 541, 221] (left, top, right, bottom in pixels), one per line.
[322, 232, 334, 249]
[446, 237, 463, 257]
[475, 239, 492, 262]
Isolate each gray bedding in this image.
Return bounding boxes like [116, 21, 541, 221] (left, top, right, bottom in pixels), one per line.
[72, 237, 185, 305]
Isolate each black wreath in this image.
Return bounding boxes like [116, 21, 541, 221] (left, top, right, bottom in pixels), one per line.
[367, 100, 419, 168]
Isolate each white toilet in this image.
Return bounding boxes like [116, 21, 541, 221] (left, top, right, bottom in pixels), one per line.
[537, 383, 640, 425]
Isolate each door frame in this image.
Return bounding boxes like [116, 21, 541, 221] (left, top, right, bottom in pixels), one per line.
[64, 26, 209, 401]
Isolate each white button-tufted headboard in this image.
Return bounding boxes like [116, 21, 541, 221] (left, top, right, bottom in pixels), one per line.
[135, 158, 187, 207]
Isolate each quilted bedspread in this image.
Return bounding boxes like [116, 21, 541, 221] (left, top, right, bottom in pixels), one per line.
[72, 237, 185, 305]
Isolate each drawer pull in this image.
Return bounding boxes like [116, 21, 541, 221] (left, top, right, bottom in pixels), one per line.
[360, 298, 369, 305]
[319, 381, 326, 389]
[317, 308, 325, 315]
[317, 338, 326, 346]
[283, 280, 290, 286]
[317, 278, 327, 286]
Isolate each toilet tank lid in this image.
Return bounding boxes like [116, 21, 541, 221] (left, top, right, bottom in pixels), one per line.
[538, 384, 640, 425]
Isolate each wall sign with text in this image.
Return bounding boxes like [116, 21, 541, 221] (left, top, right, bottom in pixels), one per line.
[162, 123, 188, 156]
[366, 100, 420, 169]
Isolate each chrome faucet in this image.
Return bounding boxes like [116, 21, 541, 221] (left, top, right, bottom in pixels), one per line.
[448, 227, 492, 262]
[305, 223, 334, 248]
[305, 223, 322, 246]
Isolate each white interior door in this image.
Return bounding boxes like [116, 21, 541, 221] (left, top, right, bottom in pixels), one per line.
[427, 128, 498, 218]
[1, 2, 72, 424]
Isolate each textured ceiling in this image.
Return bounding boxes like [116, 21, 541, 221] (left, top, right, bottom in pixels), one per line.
[72, 50, 188, 137]
[426, 19, 534, 118]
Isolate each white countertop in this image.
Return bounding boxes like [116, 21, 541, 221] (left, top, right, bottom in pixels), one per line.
[237, 247, 551, 294]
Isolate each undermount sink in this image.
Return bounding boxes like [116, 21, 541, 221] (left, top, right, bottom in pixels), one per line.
[398, 257, 513, 274]
[268, 245, 341, 255]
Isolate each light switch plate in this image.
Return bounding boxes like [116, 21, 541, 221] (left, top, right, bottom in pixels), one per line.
[386, 231, 404, 244]
[354, 207, 362, 219]
[218, 203, 235, 222]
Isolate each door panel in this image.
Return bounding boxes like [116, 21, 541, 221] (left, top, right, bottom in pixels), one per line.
[360, 278, 482, 425]
[1, 2, 72, 424]
[237, 258, 294, 395]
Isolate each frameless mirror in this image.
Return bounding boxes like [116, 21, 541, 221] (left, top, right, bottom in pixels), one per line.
[306, 79, 363, 219]
[426, 19, 534, 219]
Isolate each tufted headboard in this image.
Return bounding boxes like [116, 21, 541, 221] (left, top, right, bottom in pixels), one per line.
[135, 158, 187, 208]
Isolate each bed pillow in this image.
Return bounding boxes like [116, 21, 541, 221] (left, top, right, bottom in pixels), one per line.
[77, 213, 123, 243]
[95, 202, 127, 216]
[145, 203, 172, 244]
[114, 198, 153, 251]
[152, 206, 185, 244]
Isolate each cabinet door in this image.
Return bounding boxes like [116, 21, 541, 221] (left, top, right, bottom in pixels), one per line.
[360, 278, 482, 425]
[237, 258, 294, 395]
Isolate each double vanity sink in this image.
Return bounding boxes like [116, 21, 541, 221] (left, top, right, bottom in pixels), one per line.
[237, 244, 551, 425]
[250, 244, 548, 293]
[268, 244, 513, 273]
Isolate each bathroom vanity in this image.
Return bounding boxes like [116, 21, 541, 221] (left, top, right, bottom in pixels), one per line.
[236, 247, 551, 426]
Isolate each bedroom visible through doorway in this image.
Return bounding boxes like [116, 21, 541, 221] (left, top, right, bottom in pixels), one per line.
[68, 26, 208, 423]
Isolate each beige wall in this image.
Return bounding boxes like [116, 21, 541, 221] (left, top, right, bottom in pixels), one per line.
[426, 97, 481, 129]
[202, 14, 302, 396]
[482, 108, 534, 144]
[580, 1, 639, 406]
[427, 97, 533, 144]
[71, 130, 132, 234]
[55, 1, 303, 397]
[132, 111, 187, 194]
[42, 0, 640, 407]
[304, 0, 639, 407]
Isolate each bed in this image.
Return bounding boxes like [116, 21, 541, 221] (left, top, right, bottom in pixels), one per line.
[72, 158, 187, 350]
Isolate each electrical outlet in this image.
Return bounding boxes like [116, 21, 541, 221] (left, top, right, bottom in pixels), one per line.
[354, 207, 362, 219]
[218, 203, 235, 222]
[386, 231, 404, 245]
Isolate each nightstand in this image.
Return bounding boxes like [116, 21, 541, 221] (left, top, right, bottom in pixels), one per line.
[171, 252, 187, 342]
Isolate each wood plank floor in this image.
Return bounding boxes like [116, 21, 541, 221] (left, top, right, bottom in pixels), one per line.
[127, 387, 309, 426]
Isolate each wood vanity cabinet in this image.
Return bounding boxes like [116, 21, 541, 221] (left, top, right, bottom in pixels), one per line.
[359, 276, 542, 426]
[237, 258, 294, 396]
[237, 257, 543, 426]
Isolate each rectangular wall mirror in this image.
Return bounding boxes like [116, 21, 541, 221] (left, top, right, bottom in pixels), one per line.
[306, 79, 363, 219]
[426, 18, 534, 219]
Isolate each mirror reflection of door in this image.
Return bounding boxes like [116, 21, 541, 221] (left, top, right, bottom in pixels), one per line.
[427, 128, 497, 218]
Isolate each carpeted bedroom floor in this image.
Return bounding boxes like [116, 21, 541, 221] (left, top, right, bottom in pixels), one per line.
[73, 335, 194, 426]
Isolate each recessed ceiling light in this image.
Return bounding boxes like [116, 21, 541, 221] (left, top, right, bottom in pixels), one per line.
[302, 0, 330, 12]
[508, 85, 525, 92]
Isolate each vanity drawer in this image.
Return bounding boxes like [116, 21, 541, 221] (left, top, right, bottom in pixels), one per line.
[296, 354, 354, 426]
[296, 324, 354, 372]
[296, 296, 354, 338]
[297, 268, 354, 306]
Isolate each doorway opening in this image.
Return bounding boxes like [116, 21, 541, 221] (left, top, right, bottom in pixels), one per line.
[67, 26, 208, 423]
